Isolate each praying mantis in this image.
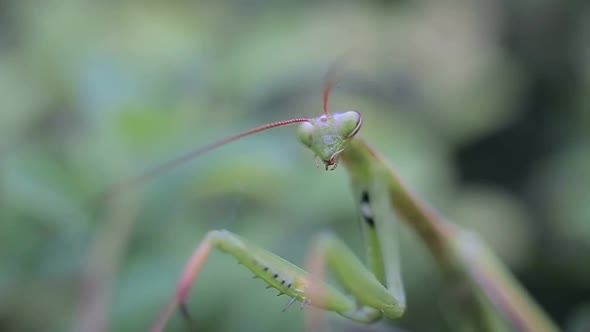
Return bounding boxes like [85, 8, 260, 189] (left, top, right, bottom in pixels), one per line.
[124, 67, 559, 332]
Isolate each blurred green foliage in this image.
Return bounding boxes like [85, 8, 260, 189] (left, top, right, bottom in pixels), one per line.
[0, 0, 588, 331]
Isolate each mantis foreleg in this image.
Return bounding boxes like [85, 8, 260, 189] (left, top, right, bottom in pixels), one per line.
[152, 229, 406, 331]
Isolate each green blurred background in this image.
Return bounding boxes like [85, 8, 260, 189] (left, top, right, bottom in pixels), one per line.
[0, 0, 589, 331]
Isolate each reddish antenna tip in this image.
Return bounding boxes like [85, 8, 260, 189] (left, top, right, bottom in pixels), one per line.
[322, 62, 343, 116]
[322, 73, 333, 115]
[322, 82, 331, 115]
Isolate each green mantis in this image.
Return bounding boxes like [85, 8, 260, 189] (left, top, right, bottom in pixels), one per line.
[138, 69, 559, 332]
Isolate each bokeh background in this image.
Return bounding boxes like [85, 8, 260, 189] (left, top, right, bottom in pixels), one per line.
[1, 0, 589, 331]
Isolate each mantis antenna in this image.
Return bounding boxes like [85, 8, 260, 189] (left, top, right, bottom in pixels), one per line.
[100, 117, 311, 200]
[322, 59, 344, 116]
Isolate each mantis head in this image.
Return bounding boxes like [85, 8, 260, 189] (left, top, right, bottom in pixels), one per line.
[296, 61, 361, 171]
[297, 111, 362, 171]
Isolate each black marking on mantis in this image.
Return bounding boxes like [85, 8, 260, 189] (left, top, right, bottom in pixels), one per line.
[360, 191, 375, 227]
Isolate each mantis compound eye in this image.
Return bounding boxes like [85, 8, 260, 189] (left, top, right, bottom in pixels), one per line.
[297, 121, 315, 148]
[334, 111, 362, 139]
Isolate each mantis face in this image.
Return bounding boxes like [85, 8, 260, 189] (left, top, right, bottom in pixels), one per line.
[297, 111, 362, 170]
